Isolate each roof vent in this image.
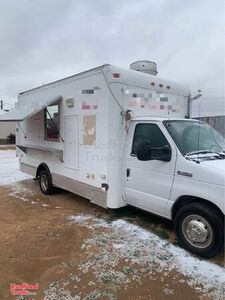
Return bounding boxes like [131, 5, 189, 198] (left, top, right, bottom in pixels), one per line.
[130, 60, 158, 76]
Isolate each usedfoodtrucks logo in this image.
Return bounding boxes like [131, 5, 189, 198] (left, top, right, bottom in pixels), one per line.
[10, 283, 39, 297]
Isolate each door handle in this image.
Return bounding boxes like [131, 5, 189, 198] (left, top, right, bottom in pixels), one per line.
[126, 168, 130, 178]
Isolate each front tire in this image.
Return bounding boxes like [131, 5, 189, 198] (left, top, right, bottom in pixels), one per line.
[174, 203, 224, 258]
[39, 170, 54, 195]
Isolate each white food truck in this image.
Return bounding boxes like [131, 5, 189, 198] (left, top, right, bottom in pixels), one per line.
[0, 61, 224, 257]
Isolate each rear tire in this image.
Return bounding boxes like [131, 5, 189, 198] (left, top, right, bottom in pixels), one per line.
[39, 170, 54, 195]
[174, 203, 224, 258]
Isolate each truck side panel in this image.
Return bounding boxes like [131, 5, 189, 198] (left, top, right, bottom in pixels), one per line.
[17, 71, 111, 207]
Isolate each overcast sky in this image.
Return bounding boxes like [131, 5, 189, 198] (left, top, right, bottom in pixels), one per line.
[0, 0, 224, 108]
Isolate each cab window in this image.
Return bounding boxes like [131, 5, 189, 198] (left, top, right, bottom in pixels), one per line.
[131, 123, 169, 157]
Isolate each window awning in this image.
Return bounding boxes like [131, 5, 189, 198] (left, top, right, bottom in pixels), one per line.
[0, 95, 62, 122]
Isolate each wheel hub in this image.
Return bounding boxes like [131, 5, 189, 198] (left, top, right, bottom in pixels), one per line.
[182, 214, 213, 249]
[186, 220, 208, 243]
[41, 175, 48, 191]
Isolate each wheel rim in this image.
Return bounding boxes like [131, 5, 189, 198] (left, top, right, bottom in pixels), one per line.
[40, 174, 48, 191]
[182, 214, 213, 249]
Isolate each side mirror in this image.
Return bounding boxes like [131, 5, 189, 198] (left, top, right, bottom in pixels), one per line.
[137, 141, 152, 161]
[160, 145, 172, 162]
[137, 143, 172, 162]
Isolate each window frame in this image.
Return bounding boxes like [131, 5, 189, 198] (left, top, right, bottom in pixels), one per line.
[44, 102, 60, 142]
[130, 122, 171, 157]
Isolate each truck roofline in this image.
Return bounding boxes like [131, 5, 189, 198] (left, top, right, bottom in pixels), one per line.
[132, 116, 199, 122]
[19, 64, 111, 95]
[19, 64, 190, 98]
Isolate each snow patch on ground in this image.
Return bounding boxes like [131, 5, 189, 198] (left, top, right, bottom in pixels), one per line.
[9, 184, 35, 202]
[65, 214, 225, 300]
[44, 281, 116, 300]
[0, 149, 32, 186]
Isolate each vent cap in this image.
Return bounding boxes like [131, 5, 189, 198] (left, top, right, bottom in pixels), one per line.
[130, 60, 158, 76]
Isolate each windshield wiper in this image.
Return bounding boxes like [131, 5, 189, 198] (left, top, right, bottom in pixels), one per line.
[185, 150, 225, 158]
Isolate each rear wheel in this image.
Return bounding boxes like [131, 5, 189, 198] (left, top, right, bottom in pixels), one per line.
[174, 203, 224, 258]
[39, 170, 54, 195]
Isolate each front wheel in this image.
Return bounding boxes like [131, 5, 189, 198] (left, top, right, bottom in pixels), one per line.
[39, 170, 54, 195]
[174, 203, 224, 258]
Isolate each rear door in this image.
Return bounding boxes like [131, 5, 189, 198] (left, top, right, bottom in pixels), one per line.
[124, 121, 176, 217]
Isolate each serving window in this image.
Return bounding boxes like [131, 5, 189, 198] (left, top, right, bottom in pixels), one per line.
[44, 103, 60, 141]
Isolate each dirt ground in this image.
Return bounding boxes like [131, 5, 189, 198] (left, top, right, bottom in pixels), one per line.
[0, 179, 224, 300]
[0, 147, 224, 300]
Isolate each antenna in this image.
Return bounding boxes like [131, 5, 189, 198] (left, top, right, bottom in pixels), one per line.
[167, 104, 170, 122]
[197, 102, 201, 159]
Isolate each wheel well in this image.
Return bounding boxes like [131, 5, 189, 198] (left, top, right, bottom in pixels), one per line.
[36, 163, 51, 179]
[172, 196, 224, 222]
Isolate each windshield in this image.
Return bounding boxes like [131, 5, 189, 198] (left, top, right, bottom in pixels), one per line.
[163, 120, 225, 156]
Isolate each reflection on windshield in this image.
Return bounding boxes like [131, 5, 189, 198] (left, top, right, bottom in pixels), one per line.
[163, 120, 225, 156]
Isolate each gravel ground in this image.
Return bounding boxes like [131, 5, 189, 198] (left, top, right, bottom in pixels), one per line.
[0, 148, 224, 300]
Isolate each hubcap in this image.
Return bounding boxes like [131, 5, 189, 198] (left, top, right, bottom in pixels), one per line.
[182, 215, 213, 249]
[40, 175, 48, 191]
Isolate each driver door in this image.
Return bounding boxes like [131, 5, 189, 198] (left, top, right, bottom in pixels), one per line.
[124, 121, 176, 217]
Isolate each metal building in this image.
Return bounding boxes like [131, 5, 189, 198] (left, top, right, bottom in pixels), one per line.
[191, 97, 225, 136]
[0, 109, 15, 144]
